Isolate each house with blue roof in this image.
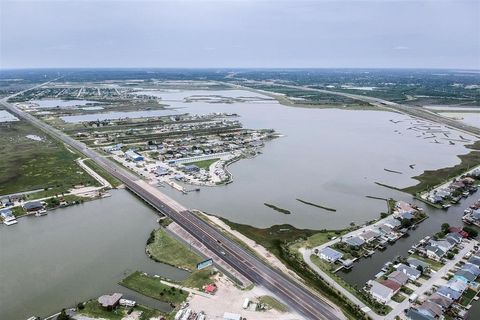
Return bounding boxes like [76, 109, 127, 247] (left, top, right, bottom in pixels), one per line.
[343, 236, 365, 248]
[436, 286, 462, 301]
[463, 263, 480, 276]
[318, 247, 343, 263]
[454, 269, 477, 284]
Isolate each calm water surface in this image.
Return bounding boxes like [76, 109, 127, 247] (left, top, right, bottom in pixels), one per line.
[0, 190, 188, 319]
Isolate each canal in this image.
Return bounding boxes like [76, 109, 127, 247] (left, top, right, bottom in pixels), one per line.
[0, 189, 188, 320]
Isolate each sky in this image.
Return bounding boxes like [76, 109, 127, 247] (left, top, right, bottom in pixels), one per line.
[0, 0, 479, 69]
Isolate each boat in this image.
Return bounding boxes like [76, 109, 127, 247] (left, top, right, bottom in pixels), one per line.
[35, 209, 47, 217]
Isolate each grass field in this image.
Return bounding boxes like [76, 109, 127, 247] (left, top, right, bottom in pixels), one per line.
[120, 271, 188, 304]
[183, 158, 219, 169]
[83, 159, 122, 188]
[258, 295, 289, 312]
[0, 121, 98, 195]
[146, 228, 203, 271]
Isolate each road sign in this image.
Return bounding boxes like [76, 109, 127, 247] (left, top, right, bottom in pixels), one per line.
[196, 258, 213, 270]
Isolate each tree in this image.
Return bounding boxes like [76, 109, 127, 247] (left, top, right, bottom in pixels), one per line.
[416, 265, 424, 274]
[441, 223, 450, 233]
[57, 309, 71, 320]
[463, 226, 478, 238]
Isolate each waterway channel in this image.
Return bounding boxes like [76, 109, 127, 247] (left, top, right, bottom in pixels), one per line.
[0, 190, 188, 320]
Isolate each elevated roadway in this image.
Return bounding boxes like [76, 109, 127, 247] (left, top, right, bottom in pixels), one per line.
[1, 84, 343, 320]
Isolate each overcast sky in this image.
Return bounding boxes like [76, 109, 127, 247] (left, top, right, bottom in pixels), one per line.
[1, 0, 479, 69]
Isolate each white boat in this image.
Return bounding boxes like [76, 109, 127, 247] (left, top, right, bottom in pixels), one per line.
[4, 218, 18, 226]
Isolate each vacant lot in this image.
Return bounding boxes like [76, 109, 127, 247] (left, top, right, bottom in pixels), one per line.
[120, 271, 188, 304]
[0, 121, 98, 195]
[146, 228, 203, 271]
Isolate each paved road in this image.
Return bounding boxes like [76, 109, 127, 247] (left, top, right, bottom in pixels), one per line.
[385, 239, 477, 320]
[0, 83, 343, 320]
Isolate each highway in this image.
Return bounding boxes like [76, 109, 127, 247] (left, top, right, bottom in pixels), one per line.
[1, 84, 343, 320]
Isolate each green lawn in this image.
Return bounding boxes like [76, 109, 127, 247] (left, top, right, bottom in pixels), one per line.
[83, 159, 122, 188]
[119, 271, 188, 304]
[410, 254, 444, 271]
[0, 121, 99, 195]
[183, 158, 219, 170]
[392, 293, 406, 303]
[146, 228, 203, 271]
[181, 269, 214, 290]
[258, 295, 289, 312]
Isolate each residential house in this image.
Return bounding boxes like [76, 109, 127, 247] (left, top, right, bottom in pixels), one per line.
[98, 293, 122, 309]
[469, 256, 480, 267]
[381, 279, 402, 294]
[388, 270, 409, 286]
[396, 201, 416, 214]
[446, 232, 462, 245]
[429, 240, 453, 253]
[399, 212, 414, 221]
[369, 281, 394, 304]
[397, 264, 421, 280]
[407, 258, 429, 270]
[418, 301, 443, 319]
[445, 279, 468, 294]
[318, 247, 343, 263]
[343, 236, 365, 248]
[23, 201, 44, 212]
[454, 269, 477, 284]
[384, 218, 401, 230]
[359, 229, 379, 243]
[428, 293, 453, 310]
[406, 309, 434, 320]
[425, 245, 446, 261]
[436, 286, 462, 301]
[462, 263, 480, 277]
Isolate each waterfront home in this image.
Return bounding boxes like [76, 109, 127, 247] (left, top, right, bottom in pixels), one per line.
[428, 194, 444, 204]
[448, 227, 469, 238]
[396, 201, 416, 214]
[388, 270, 409, 285]
[429, 239, 453, 253]
[318, 247, 343, 263]
[397, 264, 421, 280]
[425, 245, 446, 261]
[407, 257, 429, 270]
[378, 223, 393, 235]
[437, 286, 462, 301]
[343, 236, 365, 248]
[446, 232, 462, 245]
[0, 208, 17, 225]
[359, 229, 379, 243]
[399, 211, 415, 221]
[445, 279, 468, 294]
[384, 218, 401, 230]
[381, 279, 402, 294]
[454, 269, 477, 284]
[406, 308, 434, 320]
[369, 281, 394, 304]
[23, 201, 44, 212]
[428, 293, 453, 310]
[98, 293, 122, 309]
[418, 301, 443, 319]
